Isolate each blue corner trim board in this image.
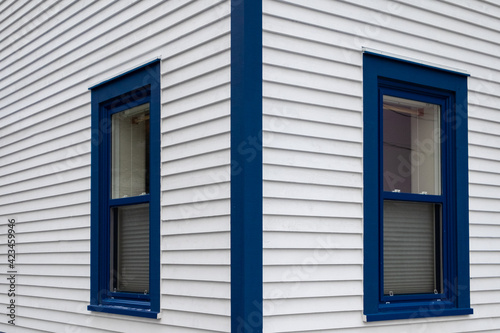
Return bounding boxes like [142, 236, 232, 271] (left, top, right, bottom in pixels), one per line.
[231, 0, 263, 332]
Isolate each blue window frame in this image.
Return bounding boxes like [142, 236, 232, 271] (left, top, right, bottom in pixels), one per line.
[363, 51, 472, 321]
[88, 60, 161, 318]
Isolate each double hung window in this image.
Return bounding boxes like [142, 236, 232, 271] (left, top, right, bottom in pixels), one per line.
[88, 60, 161, 318]
[363, 52, 472, 321]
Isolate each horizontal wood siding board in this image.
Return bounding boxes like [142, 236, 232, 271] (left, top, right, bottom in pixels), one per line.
[263, 47, 361, 81]
[264, 265, 362, 283]
[0, 1, 93, 60]
[159, 0, 231, 330]
[163, 116, 230, 147]
[162, 249, 229, 266]
[264, 180, 362, 203]
[163, 216, 229, 235]
[0, 167, 90, 198]
[162, 232, 230, 251]
[163, 169, 229, 192]
[264, 97, 362, 127]
[264, 315, 500, 333]
[263, 231, 362, 250]
[264, 164, 362, 189]
[264, 249, 363, 266]
[1, 1, 227, 118]
[263, 1, 499, 73]
[0, 93, 90, 142]
[264, 148, 362, 173]
[161, 34, 230, 76]
[264, 215, 362, 234]
[162, 295, 229, 316]
[162, 100, 230, 132]
[0, 118, 90, 163]
[162, 264, 230, 283]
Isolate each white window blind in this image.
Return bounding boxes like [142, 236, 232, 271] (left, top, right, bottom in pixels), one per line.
[114, 204, 150, 293]
[383, 200, 441, 295]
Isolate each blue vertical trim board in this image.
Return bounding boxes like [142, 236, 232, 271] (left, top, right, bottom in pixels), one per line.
[231, 0, 263, 332]
[363, 51, 472, 321]
[454, 76, 471, 310]
[88, 60, 161, 318]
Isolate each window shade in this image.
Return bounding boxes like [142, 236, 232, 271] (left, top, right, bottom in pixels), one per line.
[114, 204, 150, 293]
[383, 201, 440, 295]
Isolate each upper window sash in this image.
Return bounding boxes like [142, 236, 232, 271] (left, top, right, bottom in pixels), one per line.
[379, 88, 447, 198]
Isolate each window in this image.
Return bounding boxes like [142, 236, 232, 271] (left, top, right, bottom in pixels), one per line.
[363, 51, 472, 321]
[88, 60, 161, 318]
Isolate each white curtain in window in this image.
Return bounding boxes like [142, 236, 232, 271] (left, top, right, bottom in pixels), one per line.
[111, 103, 150, 199]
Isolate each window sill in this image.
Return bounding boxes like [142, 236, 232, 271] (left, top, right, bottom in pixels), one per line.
[87, 304, 160, 319]
[364, 307, 473, 322]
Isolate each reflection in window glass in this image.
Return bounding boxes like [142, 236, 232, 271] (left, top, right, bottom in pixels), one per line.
[111, 104, 150, 199]
[383, 96, 441, 195]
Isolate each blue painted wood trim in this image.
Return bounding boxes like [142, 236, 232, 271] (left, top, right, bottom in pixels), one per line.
[363, 52, 471, 321]
[88, 60, 161, 315]
[89, 93, 101, 307]
[148, 60, 162, 315]
[363, 53, 381, 316]
[231, 0, 263, 332]
[87, 305, 159, 319]
[363, 50, 470, 77]
[366, 307, 473, 322]
[454, 73, 471, 310]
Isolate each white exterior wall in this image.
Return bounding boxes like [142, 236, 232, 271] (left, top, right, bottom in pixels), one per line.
[263, 0, 500, 332]
[0, 0, 230, 332]
[3, 0, 500, 332]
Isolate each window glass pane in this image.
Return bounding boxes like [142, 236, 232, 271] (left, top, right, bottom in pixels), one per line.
[383, 96, 441, 195]
[383, 201, 442, 295]
[111, 204, 149, 293]
[111, 104, 150, 199]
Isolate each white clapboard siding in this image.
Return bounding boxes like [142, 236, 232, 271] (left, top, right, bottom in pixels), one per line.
[159, 0, 231, 331]
[0, 0, 230, 331]
[263, 0, 500, 331]
[264, 249, 363, 266]
[0, 123, 90, 168]
[472, 290, 500, 305]
[264, 215, 363, 234]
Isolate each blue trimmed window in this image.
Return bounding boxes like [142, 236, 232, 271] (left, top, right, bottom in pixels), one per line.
[363, 52, 472, 321]
[88, 60, 161, 318]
